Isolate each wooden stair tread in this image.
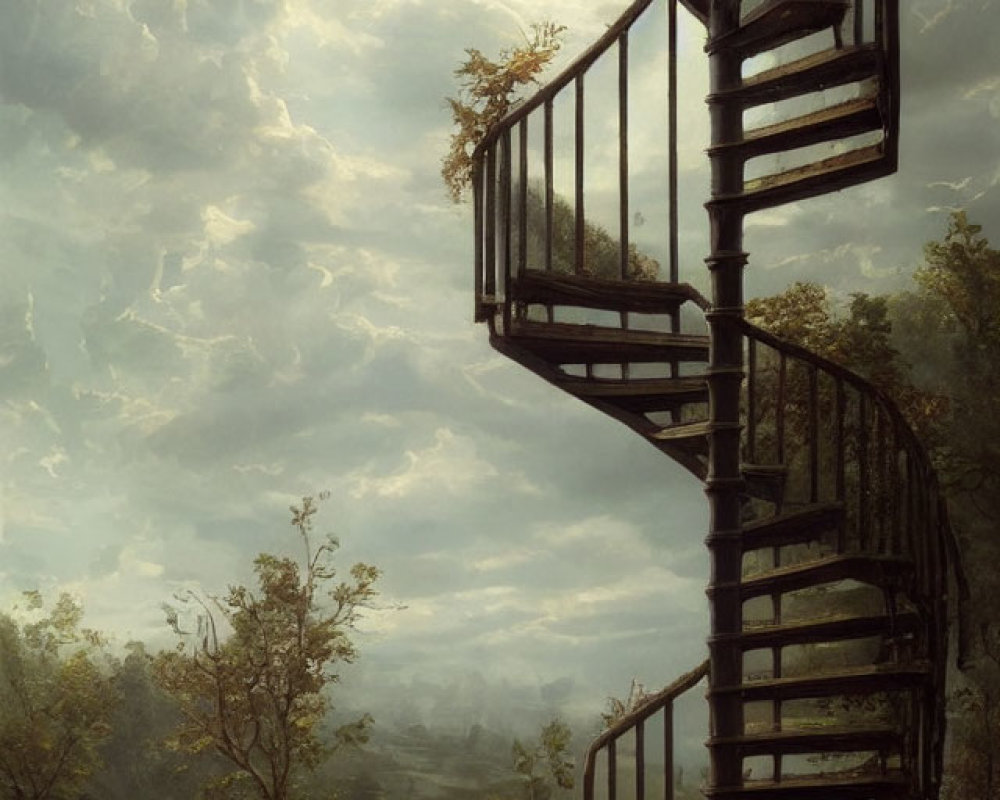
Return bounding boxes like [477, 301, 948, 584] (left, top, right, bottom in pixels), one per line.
[740, 553, 911, 598]
[734, 609, 922, 650]
[711, 723, 900, 756]
[556, 375, 707, 397]
[650, 419, 712, 442]
[708, 0, 850, 58]
[714, 44, 880, 107]
[712, 661, 930, 702]
[706, 769, 908, 799]
[742, 502, 843, 550]
[506, 319, 709, 360]
[557, 374, 707, 412]
[711, 95, 881, 160]
[512, 270, 708, 313]
[734, 143, 891, 213]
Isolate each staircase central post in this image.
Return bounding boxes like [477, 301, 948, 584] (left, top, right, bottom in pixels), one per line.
[704, 0, 747, 793]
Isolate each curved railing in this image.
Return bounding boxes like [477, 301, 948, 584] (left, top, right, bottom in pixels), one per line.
[471, 0, 686, 325]
[740, 317, 968, 796]
[583, 660, 709, 800]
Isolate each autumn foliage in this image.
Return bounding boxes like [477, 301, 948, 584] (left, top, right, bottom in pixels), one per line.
[153, 495, 379, 800]
[442, 22, 565, 203]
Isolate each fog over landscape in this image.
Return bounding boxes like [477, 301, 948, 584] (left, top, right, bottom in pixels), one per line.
[0, 0, 998, 754]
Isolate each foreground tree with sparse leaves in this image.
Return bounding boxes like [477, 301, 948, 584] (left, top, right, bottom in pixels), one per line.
[0, 591, 116, 800]
[152, 495, 380, 800]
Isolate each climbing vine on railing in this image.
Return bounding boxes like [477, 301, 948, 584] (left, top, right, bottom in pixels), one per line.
[442, 21, 565, 203]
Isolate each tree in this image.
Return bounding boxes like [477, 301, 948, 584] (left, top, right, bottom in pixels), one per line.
[912, 210, 1000, 503]
[0, 591, 116, 800]
[442, 22, 565, 203]
[511, 719, 574, 800]
[89, 641, 218, 800]
[522, 186, 660, 282]
[891, 212, 1000, 798]
[152, 495, 380, 800]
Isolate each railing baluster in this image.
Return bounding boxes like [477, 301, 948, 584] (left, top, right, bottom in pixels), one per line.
[809, 365, 819, 503]
[575, 73, 585, 275]
[747, 337, 757, 464]
[473, 163, 484, 321]
[635, 720, 645, 800]
[485, 145, 497, 301]
[904, 449, 916, 558]
[619, 32, 629, 282]
[858, 393, 870, 550]
[518, 117, 528, 279]
[500, 130, 512, 335]
[890, 429, 901, 555]
[836, 379, 846, 551]
[544, 99, 553, 276]
[854, 0, 864, 44]
[608, 737, 617, 800]
[776, 352, 787, 467]
[664, 703, 673, 800]
[668, 0, 678, 287]
[876, 405, 888, 552]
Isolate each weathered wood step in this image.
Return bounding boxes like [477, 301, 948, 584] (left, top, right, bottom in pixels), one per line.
[708, 0, 850, 58]
[506, 320, 710, 363]
[710, 723, 901, 757]
[712, 661, 930, 703]
[650, 419, 712, 444]
[512, 270, 709, 313]
[742, 502, 843, 551]
[723, 143, 891, 213]
[732, 609, 922, 650]
[710, 95, 881, 161]
[556, 375, 708, 412]
[740, 553, 911, 599]
[705, 770, 908, 799]
[713, 44, 879, 108]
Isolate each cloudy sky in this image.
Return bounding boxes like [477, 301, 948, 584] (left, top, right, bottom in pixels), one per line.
[1, 0, 997, 743]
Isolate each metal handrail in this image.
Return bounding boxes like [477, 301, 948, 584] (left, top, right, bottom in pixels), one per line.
[583, 659, 708, 800]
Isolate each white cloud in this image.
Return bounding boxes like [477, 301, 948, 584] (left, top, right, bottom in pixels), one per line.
[202, 203, 256, 246]
[349, 427, 516, 499]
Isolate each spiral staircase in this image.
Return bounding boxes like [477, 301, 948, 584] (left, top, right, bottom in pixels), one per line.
[469, 1, 965, 798]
